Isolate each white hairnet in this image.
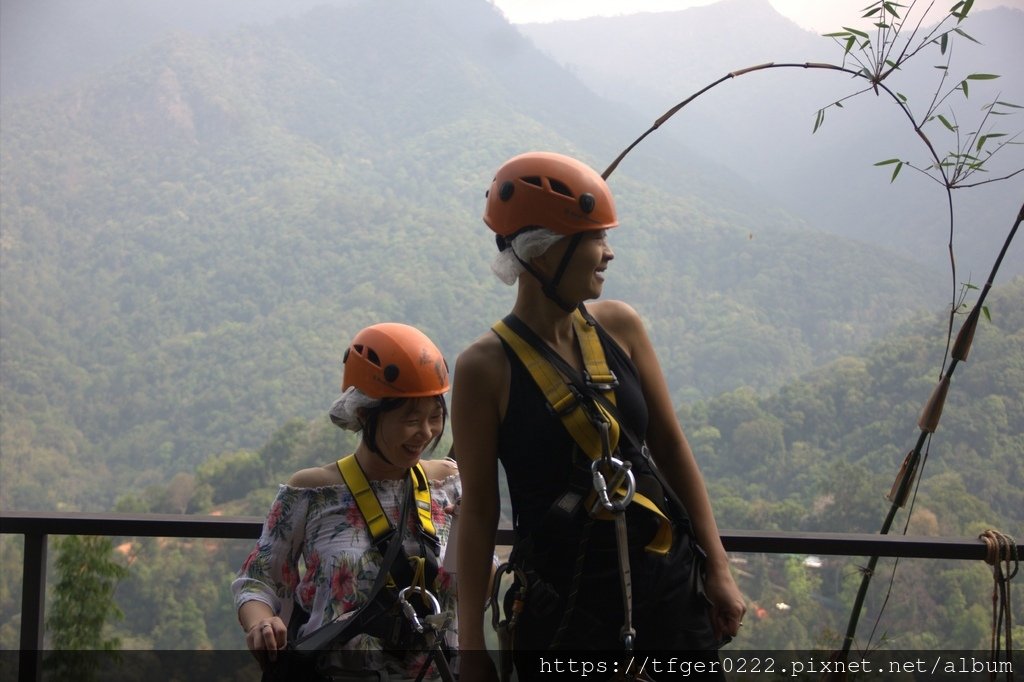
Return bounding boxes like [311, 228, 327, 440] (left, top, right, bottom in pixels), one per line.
[490, 228, 565, 285]
[328, 387, 381, 431]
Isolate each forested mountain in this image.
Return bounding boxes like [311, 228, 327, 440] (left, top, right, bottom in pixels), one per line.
[1, 0, 1020, 657]
[694, 277, 1023, 534]
[520, 0, 1024, 277]
[5, 278, 1014, 652]
[2, 0, 980, 513]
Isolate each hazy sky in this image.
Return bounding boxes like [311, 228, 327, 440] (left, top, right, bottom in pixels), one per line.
[491, 0, 1023, 32]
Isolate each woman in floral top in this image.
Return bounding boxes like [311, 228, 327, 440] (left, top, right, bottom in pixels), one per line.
[233, 323, 460, 679]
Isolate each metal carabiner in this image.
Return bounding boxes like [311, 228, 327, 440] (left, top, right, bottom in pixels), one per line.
[489, 563, 529, 629]
[398, 585, 442, 633]
[621, 629, 635, 653]
[591, 457, 635, 512]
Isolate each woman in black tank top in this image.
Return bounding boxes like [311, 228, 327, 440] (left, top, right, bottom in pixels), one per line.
[453, 152, 745, 682]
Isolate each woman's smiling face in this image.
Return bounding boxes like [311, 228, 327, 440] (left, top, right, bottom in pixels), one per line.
[374, 396, 446, 470]
[536, 229, 615, 303]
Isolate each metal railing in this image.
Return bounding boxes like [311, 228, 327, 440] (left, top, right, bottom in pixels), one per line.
[2, 510, 1017, 682]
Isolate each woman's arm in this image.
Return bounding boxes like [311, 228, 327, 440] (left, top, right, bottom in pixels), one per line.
[452, 335, 505, 677]
[592, 299, 746, 640]
[239, 600, 286, 666]
[232, 486, 307, 665]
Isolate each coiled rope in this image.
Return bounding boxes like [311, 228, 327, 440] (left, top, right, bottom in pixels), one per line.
[979, 529, 1018, 681]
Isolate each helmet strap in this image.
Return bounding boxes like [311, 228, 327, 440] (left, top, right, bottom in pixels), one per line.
[372, 447, 396, 467]
[360, 408, 398, 467]
[544, 232, 585, 312]
[512, 240, 585, 311]
[550, 233, 584, 292]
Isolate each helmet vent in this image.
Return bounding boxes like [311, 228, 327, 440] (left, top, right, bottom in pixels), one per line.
[353, 345, 382, 367]
[383, 364, 400, 382]
[521, 176, 543, 188]
[579, 192, 596, 213]
[499, 180, 515, 201]
[549, 178, 573, 198]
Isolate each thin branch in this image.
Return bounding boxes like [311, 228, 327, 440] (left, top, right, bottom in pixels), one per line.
[954, 166, 1024, 187]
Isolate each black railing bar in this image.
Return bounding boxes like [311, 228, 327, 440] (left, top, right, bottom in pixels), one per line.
[2, 511, 1016, 560]
[1, 511, 264, 540]
[4, 511, 1018, 682]
[721, 529, 1016, 560]
[19, 532, 46, 678]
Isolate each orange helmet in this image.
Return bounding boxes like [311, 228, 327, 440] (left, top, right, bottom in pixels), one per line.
[483, 152, 618, 238]
[342, 323, 449, 399]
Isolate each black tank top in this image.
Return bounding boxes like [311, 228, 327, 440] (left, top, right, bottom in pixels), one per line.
[496, 317, 658, 545]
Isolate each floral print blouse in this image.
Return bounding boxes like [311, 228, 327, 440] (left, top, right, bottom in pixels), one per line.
[232, 467, 461, 676]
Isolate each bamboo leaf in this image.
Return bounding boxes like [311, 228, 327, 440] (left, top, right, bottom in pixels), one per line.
[890, 161, 903, 182]
[936, 114, 957, 131]
[845, 35, 857, 54]
[843, 26, 871, 39]
[976, 132, 1006, 151]
[960, 79, 969, 98]
[952, 0, 975, 21]
[966, 73, 1000, 80]
[874, 158, 901, 166]
[982, 306, 991, 323]
[953, 27, 980, 43]
[813, 109, 825, 133]
[939, 33, 948, 55]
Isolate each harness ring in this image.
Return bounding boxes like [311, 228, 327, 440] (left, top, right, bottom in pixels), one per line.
[591, 457, 635, 512]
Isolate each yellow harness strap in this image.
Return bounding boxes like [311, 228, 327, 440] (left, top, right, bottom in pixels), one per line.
[409, 462, 437, 538]
[492, 310, 673, 555]
[336, 455, 436, 543]
[493, 312, 621, 458]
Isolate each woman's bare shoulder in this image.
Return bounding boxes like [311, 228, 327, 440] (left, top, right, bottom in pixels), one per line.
[454, 331, 506, 379]
[588, 299, 641, 325]
[452, 330, 509, 425]
[587, 299, 646, 349]
[287, 463, 342, 488]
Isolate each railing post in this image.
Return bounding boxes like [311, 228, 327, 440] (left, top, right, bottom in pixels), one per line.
[19, 530, 46, 682]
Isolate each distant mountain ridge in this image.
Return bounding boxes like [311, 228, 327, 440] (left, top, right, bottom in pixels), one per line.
[519, 1, 1024, 277]
[0, 0, 971, 510]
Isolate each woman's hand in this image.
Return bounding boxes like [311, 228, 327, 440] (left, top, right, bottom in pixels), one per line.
[422, 457, 458, 482]
[244, 615, 287, 668]
[704, 566, 746, 643]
